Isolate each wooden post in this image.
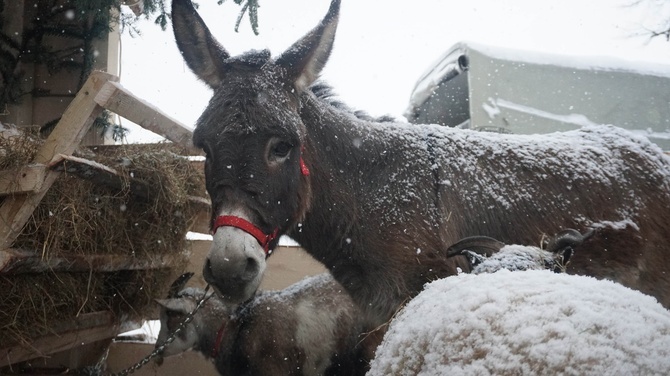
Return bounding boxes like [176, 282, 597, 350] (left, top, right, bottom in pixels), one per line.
[0, 312, 118, 368]
[94, 80, 200, 154]
[0, 248, 179, 274]
[0, 164, 48, 196]
[0, 71, 118, 249]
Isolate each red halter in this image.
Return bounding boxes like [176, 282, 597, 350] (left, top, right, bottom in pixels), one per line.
[211, 320, 227, 358]
[212, 215, 279, 255]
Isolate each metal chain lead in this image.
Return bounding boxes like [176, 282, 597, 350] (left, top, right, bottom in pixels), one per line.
[105, 284, 213, 376]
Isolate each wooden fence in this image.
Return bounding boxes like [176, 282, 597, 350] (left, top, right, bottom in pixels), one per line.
[0, 71, 208, 368]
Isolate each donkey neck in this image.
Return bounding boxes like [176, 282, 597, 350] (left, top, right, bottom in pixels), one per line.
[290, 94, 397, 253]
[287, 92, 467, 325]
[191, 303, 238, 361]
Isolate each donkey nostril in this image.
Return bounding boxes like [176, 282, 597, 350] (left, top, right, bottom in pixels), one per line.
[243, 257, 259, 277]
[203, 259, 214, 281]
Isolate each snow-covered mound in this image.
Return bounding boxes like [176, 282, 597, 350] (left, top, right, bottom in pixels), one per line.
[368, 270, 670, 376]
[472, 244, 566, 274]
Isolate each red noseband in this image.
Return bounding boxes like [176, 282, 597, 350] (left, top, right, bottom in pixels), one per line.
[212, 215, 279, 256]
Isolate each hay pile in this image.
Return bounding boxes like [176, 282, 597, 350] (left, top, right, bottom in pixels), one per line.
[0, 131, 206, 348]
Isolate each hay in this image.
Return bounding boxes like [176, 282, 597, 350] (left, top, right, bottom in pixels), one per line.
[0, 132, 205, 348]
[16, 146, 203, 257]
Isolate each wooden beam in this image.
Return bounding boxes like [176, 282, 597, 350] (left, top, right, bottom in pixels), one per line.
[51, 153, 152, 200]
[0, 71, 118, 250]
[94, 81, 199, 154]
[0, 311, 118, 368]
[190, 208, 211, 235]
[84, 143, 203, 157]
[188, 195, 211, 234]
[0, 164, 47, 196]
[0, 248, 178, 274]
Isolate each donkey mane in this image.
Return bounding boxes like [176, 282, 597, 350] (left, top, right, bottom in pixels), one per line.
[309, 82, 396, 123]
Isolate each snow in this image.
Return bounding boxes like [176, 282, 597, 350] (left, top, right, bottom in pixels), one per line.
[469, 42, 670, 78]
[360, 120, 670, 228]
[116, 320, 160, 343]
[412, 42, 670, 110]
[587, 218, 640, 232]
[368, 270, 670, 376]
[470, 245, 561, 274]
[478, 98, 670, 145]
[250, 273, 336, 304]
[483, 98, 602, 128]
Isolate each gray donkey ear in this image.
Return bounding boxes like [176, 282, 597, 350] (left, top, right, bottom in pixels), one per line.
[172, 0, 230, 88]
[446, 236, 506, 258]
[275, 0, 341, 92]
[166, 272, 194, 298]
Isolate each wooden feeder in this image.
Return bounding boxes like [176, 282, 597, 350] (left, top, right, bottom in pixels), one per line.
[0, 72, 210, 370]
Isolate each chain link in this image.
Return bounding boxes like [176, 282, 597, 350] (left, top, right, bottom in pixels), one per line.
[104, 284, 213, 376]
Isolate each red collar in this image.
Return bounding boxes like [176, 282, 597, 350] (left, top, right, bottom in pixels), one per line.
[212, 216, 279, 255]
[211, 320, 227, 358]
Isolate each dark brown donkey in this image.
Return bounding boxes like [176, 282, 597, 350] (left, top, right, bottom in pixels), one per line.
[172, 0, 670, 327]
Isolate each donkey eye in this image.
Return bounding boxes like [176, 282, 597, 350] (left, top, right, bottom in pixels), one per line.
[272, 142, 292, 158]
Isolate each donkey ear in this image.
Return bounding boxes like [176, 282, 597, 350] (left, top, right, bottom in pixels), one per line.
[446, 236, 506, 258]
[172, 0, 229, 88]
[275, 0, 341, 92]
[166, 272, 194, 299]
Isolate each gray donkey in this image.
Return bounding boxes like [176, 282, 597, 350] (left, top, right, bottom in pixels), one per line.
[155, 273, 373, 376]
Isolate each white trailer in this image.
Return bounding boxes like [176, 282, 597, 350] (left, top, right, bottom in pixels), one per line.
[405, 43, 670, 150]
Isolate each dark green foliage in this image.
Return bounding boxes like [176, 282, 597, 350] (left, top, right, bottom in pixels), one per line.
[230, 0, 260, 35]
[0, 0, 259, 136]
[40, 110, 128, 141]
[145, 0, 260, 34]
[0, 0, 124, 133]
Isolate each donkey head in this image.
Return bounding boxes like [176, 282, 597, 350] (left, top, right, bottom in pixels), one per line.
[172, 0, 340, 302]
[154, 272, 197, 362]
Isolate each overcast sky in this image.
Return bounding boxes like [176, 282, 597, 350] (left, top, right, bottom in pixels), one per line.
[119, 0, 670, 142]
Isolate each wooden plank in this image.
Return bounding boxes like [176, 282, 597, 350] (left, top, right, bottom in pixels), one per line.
[190, 208, 211, 235]
[85, 143, 204, 157]
[94, 81, 200, 154]
[0, 248, 177, 274]
[0, 311, 118, 367]
[0, 71, 118, 250]
[0, 164, 47, 196]
[34, 72, 118, 165]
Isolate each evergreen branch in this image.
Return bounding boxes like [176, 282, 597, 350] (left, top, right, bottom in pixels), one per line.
[155, 13, 168, 30]
[232, 0, 259, 35]
[152, 0, 170, 31]
[58, 60, 85, 72]
[234, 2, 249, 33]
[0, 47, 18, 67]
[0, 0, 267, 115]
[40, 26, 86, 40]
[0, 32, 20, 52]
[249, 0, 259, 35]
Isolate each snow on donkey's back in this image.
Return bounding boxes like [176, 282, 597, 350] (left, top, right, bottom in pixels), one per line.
[368, 270, 670, 376]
